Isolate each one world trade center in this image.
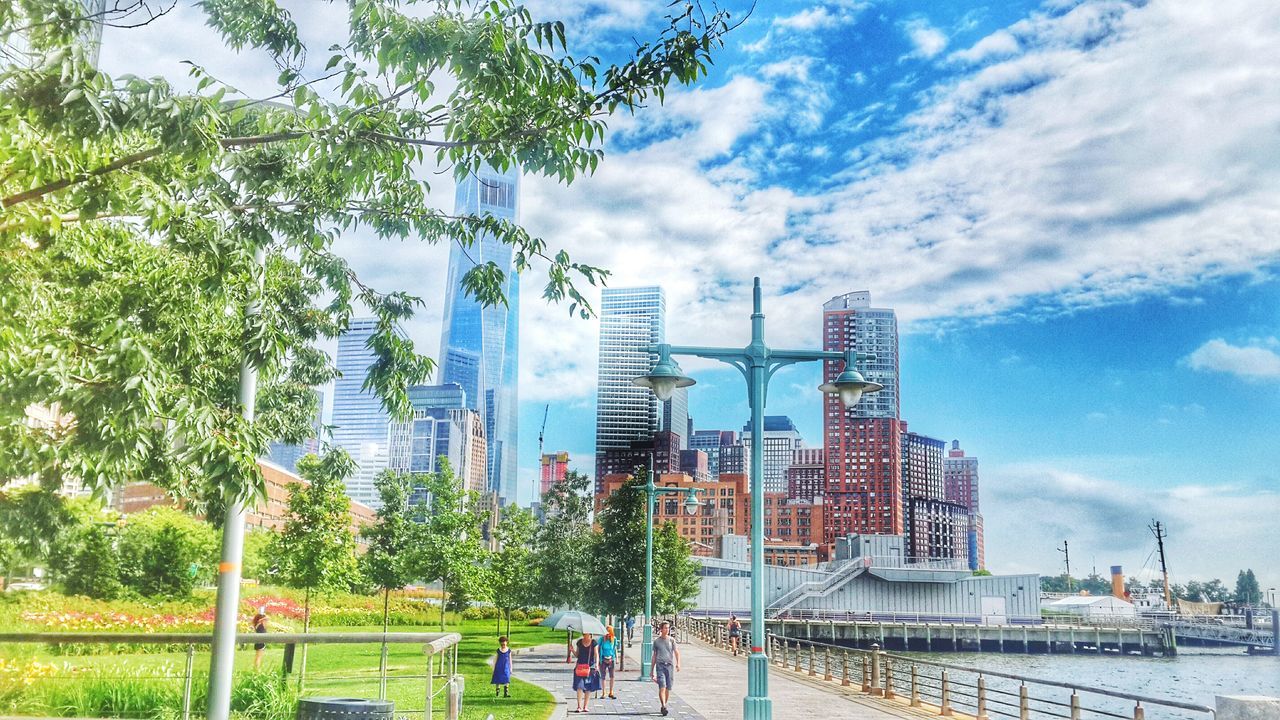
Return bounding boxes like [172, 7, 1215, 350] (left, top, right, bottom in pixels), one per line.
[438, 165, 520, 504]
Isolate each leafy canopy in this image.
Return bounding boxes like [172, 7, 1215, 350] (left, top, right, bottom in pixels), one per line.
[0, 0, 733, 506]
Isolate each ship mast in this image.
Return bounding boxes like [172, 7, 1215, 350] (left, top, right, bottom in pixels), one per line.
[1149, 520, 1171, 607]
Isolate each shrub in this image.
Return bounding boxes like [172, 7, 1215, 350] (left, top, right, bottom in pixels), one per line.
[508, 609, 527, 621]
[49, 525, 122, 600]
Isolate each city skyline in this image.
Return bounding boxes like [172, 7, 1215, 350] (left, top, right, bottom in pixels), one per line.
[98, 0, 1280, 582]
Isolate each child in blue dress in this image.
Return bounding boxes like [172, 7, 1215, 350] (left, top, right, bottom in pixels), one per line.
[491, 636, 512, 697]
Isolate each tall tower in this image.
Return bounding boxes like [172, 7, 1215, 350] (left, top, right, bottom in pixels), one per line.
[439, 165, 521, 504]
[741, 416, 804, 494]
[594, 287, 687, 485]
[331, 318, 403, 508]
[821, 291, 903, 541]
[945, 439, 985, 570]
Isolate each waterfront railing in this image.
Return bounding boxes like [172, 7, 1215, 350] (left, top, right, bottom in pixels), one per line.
[684, 616, 1214, 720]
[0, 631, 463, 719]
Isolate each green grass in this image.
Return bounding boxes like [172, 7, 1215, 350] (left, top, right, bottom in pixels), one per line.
[0, 620, 561, 720]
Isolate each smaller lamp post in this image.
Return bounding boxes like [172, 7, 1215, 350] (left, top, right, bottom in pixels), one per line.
[638, 457, 702, 678]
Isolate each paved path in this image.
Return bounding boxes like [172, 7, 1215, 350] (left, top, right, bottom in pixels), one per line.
[518, 643, 705, 719]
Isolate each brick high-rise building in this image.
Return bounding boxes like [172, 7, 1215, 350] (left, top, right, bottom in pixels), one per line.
[679, 450, 710, 483]
[594, 431, 680, 492]
[539, 451, 570, 498]
[901, 423, 966, 561]
[786, 448, 825, 502]
[945, 439, 985, 570]
[822, 291, 903, 543]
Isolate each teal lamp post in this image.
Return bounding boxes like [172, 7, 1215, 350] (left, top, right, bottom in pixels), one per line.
[636, 455, 702, 677]
[633, 277, 881, 720]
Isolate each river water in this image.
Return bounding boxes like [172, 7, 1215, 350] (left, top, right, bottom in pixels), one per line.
[897, 647, 1280, 719]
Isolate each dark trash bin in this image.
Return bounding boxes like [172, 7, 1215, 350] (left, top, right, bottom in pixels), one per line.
[297, 697, 394, 720]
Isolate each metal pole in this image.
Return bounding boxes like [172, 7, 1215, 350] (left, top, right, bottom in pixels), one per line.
[744, 280, 771, 720]
[641, 456, 656, 677]
[182, 645, 195, 720]
[206, 244, 265, 720]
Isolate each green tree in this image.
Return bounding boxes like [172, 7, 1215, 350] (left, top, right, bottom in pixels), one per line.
[272, 449, 360, 684]
[361, 470, 415, 633]
[406, 460, 491, 629]
[0, 0, 733, 511]
[532, 470, 594, 610]
[0, 482, 71, 583]
[241, 528, 278, 583]
[117, 506, 214, 597]
[1234, 569, 1261, 605]
[491, 505, 538, 637]
[651, 522, 699, 615]
[49, 523, 123, 599]
[588, 475, 646, 620]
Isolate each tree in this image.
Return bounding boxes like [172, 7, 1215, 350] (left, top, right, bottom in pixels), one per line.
[1234, 569, 1261, 605]
[588, 475, 647, 620]
[0, 482, 71, 583]
[272, 449, 360, 685]
[241, 527, 278, 583]
[651, 522, 699, 616]
[49, 523, 122, 599]
[361, 470, 416, 634]
[491, 505, 538, 637]
[0, 0, 734, 512]
[405, 460, 491, 629]
[532, 470, 594, 610]
[117, 506, 215, 597]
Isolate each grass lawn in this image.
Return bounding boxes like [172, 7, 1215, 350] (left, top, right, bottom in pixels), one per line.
[0, 619, 562, 720]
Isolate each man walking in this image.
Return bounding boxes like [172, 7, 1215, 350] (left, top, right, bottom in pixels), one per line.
[649, 621, 681, 716]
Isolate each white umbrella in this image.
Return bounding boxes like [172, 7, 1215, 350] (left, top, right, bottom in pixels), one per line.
[538, 610, 572, 628]
[551, 610, 607, 635]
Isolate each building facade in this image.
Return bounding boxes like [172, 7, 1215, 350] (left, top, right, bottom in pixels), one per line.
[679, 450, 710, 483]
[539, 451, 570, 498]
[438, 165, 521, 504]
[595, 286, 687, 482]
[741, 415, 804, 494]
[331, 318, 403, 508]
[900, 423, 964, 561]
[690, 430, 750, 480]
[944, 440, 985, 570]
[597, 471, 748, 555]
[822, 291, 903, 542]
[386, 383, 487, 496]
[786, 448, 825, 502]
[594, 431, 681, 491]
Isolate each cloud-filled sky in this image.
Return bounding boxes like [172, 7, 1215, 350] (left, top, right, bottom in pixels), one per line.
[99, 0, 1280, 584]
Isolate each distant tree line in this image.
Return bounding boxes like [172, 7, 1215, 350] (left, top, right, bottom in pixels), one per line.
[1040, 568, 1268, 606]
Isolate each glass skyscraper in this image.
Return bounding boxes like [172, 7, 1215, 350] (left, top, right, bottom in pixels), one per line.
[331, 318, 404, 508]
[439, 165, 520, 504]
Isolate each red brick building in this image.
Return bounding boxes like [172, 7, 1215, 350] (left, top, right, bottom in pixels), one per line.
[539, 451, 570, 498]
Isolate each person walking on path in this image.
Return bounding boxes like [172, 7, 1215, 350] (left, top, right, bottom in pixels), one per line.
[571, 631, 600, 713]
[491, 636, 512, 698]
[625, 615, 635, 646]
[649, 621, 681, 717]
[251, 607, 269, 670]
[727, 614, 742, 657]
[596, 626, 618, 700]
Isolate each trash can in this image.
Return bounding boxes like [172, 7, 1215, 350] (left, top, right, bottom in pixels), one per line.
[297, 697, 394, 720]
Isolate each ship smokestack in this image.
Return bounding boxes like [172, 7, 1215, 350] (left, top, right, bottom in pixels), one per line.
[1111, 565, 1125, 599]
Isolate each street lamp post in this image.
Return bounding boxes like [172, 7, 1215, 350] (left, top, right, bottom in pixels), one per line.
[633, 277, 881, 720]
[639, 456, 702, 678]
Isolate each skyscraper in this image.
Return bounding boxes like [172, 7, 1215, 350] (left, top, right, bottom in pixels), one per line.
[690, 430, 737, 478]
[386, 383, 486, 496]
[331, 318, 403, 508]
[945, 440, 985, 570]
[595, 286, 687, 483]
[539, 451, 570, 498]
[822, 291, 903, 541]
[901, 422, 966, 561]
[439, 165, 520, 504]
[786, 448, 825, 502]
[741, 416, 804, 494]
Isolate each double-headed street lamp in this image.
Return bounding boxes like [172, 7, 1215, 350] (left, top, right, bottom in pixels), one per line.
[633, 277, 881, 720]
[638, 457, 702, 677]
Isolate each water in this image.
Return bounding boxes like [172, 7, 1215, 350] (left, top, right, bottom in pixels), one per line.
[896, 647, 1280, 719]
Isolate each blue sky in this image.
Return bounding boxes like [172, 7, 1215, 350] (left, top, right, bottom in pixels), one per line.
[101, 0, 1280, 582]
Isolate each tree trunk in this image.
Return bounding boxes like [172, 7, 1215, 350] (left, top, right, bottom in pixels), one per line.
[439, 579, 447, 631]
[380, 587, 390, 683]
[299, 586, 311, 691]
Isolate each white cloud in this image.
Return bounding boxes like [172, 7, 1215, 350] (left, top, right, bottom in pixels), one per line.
[983, 464, 1280, 582]
[1185, 339, 1280, 380]
[949, 29, 1020, 64]
[743, 2, 870, 53]
[902, 18, 949, 59]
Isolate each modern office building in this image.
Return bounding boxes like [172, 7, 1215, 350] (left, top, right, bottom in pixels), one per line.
[539, 451, 570, 498]
[945, 440, 985, 570]
[786, 448, 825, 502]
[679, 450, 710, 483]
[438, 164, 521, 504]
[386, 383, 487, 496]
[822, 291, 903, 542]
[595, 286, 687, 481]
[331, 318, 403, 508]
[689, 430, 751, 480]
[741, 416, 804, 494]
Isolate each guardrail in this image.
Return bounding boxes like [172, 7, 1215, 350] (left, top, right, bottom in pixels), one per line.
[0, 631, 463, 720]
[683, 616, 1215, 720]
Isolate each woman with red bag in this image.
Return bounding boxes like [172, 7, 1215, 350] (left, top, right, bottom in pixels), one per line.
[571, 631, 600, 713]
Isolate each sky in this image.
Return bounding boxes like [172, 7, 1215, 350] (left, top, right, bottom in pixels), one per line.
[97, 0, 1280, 585]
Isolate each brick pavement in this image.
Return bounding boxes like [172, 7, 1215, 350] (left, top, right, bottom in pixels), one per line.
[517, 642, 705, 719]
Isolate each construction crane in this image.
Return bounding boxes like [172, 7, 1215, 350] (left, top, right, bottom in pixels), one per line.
[537, 403, 549, 460]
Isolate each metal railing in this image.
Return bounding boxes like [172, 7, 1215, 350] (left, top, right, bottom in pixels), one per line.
[0, 631, 463, 720]
[682, 616, 1215, 720]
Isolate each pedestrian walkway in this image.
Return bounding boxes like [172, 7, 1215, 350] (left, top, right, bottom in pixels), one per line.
[673, 640, 944, 720]
[518, 643, 704, 719]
